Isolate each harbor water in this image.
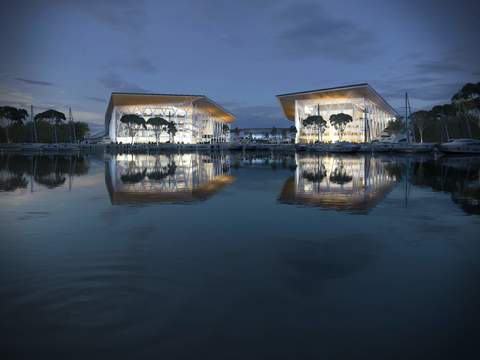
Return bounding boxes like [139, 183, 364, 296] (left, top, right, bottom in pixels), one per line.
[1, 151, 479, 359]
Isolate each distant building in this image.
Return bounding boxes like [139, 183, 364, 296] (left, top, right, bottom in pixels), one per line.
[105, 93, 235, 144]
[277, 83, 398, 143]
[231, 127, 295, 143]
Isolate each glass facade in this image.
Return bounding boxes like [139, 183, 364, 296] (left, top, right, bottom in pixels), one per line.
[106, 96, 233, 144]
[295, 97, 395, 143]
[278, 84, 398, 144]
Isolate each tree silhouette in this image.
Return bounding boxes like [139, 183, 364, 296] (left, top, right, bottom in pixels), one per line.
[0, 106, 28, 143]
[303, 115, 327, 143]
[166, 121, 177, 143]
[329, 113, 353, 141]
[410, 111, 430, 143]
[120, 168, 147, 184]
[329, 163, 353, 185]
[302, 165, 327, 183]
[147, 161, 176, 180]
[34, 109, 66, 143]
[222, 124, 230, 142]
[451, 82, 480, 138]
[147, 116, 169, 144]
[120, 114, 146, 144]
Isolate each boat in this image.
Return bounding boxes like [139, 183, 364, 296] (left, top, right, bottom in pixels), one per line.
[372, 133, 407, 153]
[439, 139, 480, 154]
[328, 142, 360, 153]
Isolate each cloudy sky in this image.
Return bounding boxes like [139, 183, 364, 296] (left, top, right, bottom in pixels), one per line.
[0, 0, 478, 129]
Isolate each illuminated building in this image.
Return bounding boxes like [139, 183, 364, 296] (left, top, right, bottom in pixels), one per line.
[277, 83, 398, 143]
[105, 93, 235, 144]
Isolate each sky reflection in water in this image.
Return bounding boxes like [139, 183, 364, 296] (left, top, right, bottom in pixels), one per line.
[1, 152, 480, 359]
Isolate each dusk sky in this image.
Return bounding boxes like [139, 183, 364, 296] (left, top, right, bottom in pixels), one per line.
[1, 0, 478, 130]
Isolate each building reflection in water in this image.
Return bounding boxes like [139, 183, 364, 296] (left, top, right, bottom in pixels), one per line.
[105, 153, 235, 204]
[2, 152, 479, 215]
[279, 154, 399, 213]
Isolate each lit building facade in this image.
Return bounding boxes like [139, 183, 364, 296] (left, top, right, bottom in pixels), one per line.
[277, 84, 398, 143]
[105, 93, 235, 144]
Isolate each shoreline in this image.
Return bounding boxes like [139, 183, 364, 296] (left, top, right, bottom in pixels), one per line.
[0, 141, 454, 155]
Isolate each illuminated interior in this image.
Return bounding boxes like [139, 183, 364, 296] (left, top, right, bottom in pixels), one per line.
[105, 93, 235, 144]
[277, 84, 398, 143]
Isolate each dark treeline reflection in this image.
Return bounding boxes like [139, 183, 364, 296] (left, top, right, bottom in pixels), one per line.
[0, 154, 89, 191]
[277, 154, 480, 215]
[410, 156, 480, 215]
[2, 152, 480, 215]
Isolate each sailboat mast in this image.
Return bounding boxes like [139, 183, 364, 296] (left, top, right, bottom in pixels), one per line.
[69, 107, 77, 143]
[405, 92, 410, 144]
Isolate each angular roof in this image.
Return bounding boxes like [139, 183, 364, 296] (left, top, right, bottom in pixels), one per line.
[276, 83, 398, 121]
[105, 92, 235, 125]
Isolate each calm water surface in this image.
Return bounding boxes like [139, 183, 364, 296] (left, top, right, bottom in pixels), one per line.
[1, 152, 479, 359]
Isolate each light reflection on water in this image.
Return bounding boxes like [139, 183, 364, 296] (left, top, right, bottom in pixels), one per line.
[1, 152, 480, 359]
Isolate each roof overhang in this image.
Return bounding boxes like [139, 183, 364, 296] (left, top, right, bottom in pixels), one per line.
[105, 92, 235, 126]
[107, 174, 235, 204]
[278, 176, 395, 214]
[276, 83, 398, 121]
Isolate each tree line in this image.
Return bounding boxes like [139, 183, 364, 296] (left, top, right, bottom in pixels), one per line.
[0, 107, 89, 143]
[387, 82, 480, 143]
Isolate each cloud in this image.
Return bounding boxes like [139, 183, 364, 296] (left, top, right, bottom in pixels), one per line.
[276, 2, 376, 62]
[415, 60, 466, 75]
[374, 51, 478, 109]
[98, 72, 147, 92]
[375, 76, 465, 112]
[85, 96, 106, 103]
[15, 77, 54, 86]
[0, 86, 36, 106]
